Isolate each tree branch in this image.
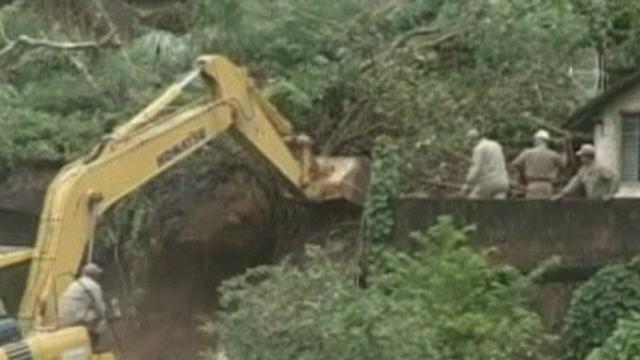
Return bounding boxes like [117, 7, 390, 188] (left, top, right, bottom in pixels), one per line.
[15, 29, 118, 50]
[90, 0, 120, 41]
[65, 53, 101, 91]
[0, 22, 18, 58]
[391, 26, 440, 50]
[0, 26, 120, 60]
[420, 32, 459, 48]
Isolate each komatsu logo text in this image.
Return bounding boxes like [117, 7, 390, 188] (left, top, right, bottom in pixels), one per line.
[157, 128, 207, 167]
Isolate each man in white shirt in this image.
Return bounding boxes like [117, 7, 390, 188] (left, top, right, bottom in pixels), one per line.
[462, 129, 509, 199]
[59, 263, 107, 344]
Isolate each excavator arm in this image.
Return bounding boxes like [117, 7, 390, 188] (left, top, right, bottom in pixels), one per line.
[13, 55, 368, 338]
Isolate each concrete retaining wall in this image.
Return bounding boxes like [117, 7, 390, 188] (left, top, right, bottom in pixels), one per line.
[395, 198, 640, 272]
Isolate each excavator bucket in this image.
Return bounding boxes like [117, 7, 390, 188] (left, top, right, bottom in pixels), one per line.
[303, 156, 370, 206]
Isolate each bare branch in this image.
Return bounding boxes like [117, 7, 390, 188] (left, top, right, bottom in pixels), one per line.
[370, 0, 402, 19]
[65, 53, 100, 91]
[533, 82, 544, 104]
[90, 0, 120, 41]
[391, 26, 440, 50]
[0, 41, 19, 58]
[0, 22, 18, 58]
[14, 29, 119, 50]
[0, 26, 120, 63]
[420, 32, 459, 48]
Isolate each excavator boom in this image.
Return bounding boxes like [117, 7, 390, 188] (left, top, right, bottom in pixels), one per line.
[2, 55, 368, 360]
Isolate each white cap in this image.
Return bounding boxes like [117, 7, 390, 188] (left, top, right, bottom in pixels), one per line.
[81, 263, 103, 278]
[534, 129, 551, 141]
[466, 129, 480, 139]
[576, 144, 595, 157]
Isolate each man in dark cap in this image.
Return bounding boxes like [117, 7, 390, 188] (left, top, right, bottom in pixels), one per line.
[553, 144, 619, 200]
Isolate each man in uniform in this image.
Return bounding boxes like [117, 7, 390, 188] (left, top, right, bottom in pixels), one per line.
[512, 129, 566, 198]
[59, 263, 107, 345]
[552, 144, 619, 200]
[462, 129, 509, 199]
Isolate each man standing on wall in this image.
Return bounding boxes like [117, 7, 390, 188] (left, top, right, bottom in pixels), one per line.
[462, 129, 509, 199]
[552, 144, 619, 200]
[512, 129, 566, 198]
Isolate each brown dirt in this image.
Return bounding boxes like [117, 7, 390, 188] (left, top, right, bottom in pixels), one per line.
[116, 243, 209, 360]
[111, 168, 277, 360]
[109, 164, 360, 360]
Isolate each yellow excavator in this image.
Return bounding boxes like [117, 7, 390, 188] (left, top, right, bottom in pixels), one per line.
[0, 55, 368, 359]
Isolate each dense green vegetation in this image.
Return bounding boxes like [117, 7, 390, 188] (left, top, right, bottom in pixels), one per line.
[2, 0, 640, 359]
[363, 137, 402, 244]
[1, 0, 640, 187]
[586, 313, 640, 360]
[561, 261, 640, 360]
[207, 217, 543, 360]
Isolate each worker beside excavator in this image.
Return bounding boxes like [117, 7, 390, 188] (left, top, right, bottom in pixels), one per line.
[512, 129, 566, 199]
[59, 263, 107, 346]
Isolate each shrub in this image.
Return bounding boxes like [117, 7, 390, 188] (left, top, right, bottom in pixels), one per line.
[205, 217, 543, 360]
[561, 261, 640, 360]
[586, 313, 640, 360]
[363, 137, 403, 244]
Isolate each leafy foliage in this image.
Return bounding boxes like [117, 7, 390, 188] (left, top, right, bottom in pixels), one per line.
[2, 1, 640, 356]
[586, 313, 640, 360]
[570, 0, 640, 75]
[560, 260, 640, 360]
[0, 6, 194, 179]
[94, 194, 157, 317]
[2, 0, 640, 190]
[189, 0, 640, 193]
[363, 137, 402, 244]
[206, 217, 543, 360]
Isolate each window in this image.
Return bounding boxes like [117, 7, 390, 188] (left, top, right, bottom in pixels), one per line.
[621, 114, 640, 182]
